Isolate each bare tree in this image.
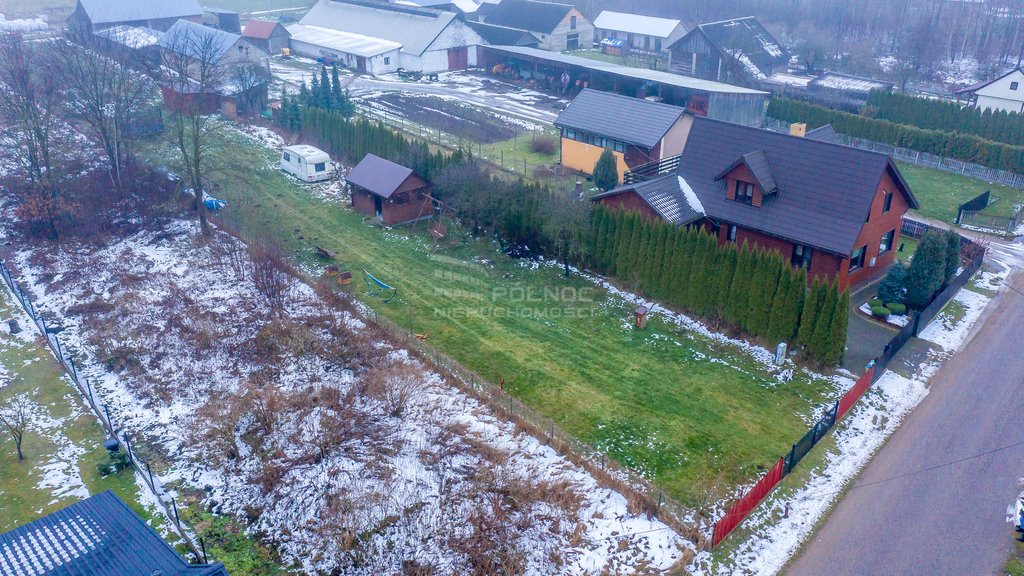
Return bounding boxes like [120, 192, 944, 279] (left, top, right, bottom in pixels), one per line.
[55, 39, 156, 196]
[160, 24, 231, 237]
[232, 61, 268, 115]
[0, 390, 29, 461]
[0, 33, 69, 238]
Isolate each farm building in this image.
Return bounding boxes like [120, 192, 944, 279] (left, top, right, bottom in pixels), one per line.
[478, 45, 768, 126]
[807, 72, 893, 111]
[554, 89, 689, 182]
[592, 115, 918, 290]
[592, 11, 686, 58]
[92, 25, 164, 71]
[472, 0, 593, 51]
[955, 67, 1024, 114]
[0, 491, 229, 576]
[159, 20, 270, 115]
[243, 19, 291, 54]
[68, 0, 202, 38]
[296, 0, 485, 74]
[468, 21, 541, 48]
[668, 16, 789, 87]
[203, 7, 241, 34]
[287, 24, 402, 74]
[348, 154, 433, 225]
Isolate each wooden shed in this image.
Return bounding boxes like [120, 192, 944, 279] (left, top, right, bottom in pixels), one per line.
[347, 154, 432, 225]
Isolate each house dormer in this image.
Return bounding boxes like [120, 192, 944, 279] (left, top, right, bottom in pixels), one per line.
[716, 150, 777, 207]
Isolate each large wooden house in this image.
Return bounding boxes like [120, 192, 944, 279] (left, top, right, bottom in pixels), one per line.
[554, 89, 690, 183]
[592, 116, 918, 290]
[347, 154, 433, 225]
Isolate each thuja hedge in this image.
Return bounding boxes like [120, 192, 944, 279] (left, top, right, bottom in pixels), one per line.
[767, 98, 1024, 174]
[587, 207, 848, 365]
[866, 90, 1024, 148]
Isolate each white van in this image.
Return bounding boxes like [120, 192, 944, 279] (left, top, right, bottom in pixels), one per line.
[280, 145, 334, 182]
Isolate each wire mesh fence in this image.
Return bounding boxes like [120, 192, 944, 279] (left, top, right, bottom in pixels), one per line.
[764, 117, 1024, 190]
[0, 257, 207, 563]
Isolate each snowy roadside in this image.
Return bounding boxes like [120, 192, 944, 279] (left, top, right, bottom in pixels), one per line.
[686, 261, 1014, 575]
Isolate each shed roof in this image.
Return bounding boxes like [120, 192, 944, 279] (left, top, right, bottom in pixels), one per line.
[299, 0, 459, 56]
[0, 491, 228, 576]
[555, 88, 685, 149]
[467, 21, 540, 46]
[242, 19, 286, 39]
[804, 124, 838, 143]
[593, 174, 705, 225]
[697, 16, 787, 60]
[77, 0, 203, 24]
[592, 11, 683, 39]
[474, 0, 575, 33]
[347, 154, 423, 198]
[678, 116, 917, 255]
[160, 19, 242, 61]
[487, 45, 768, 95]
[808, 71, 893, 93]
[287, 23, 401, 57]
[95, 25, 163, 48]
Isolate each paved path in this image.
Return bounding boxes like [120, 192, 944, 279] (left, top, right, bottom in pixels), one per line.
[788, 256, 1024, 576]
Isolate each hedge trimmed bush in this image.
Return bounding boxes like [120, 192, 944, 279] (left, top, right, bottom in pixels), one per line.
[887, 302, 907, 315]
[866, 91, 1024, 148]
[768, 98, 1024, 174]
[870, 305, 891, 318]
[868, 297, 883, 307]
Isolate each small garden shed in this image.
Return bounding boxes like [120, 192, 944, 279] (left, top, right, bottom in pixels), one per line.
[347, 154, 432, 225]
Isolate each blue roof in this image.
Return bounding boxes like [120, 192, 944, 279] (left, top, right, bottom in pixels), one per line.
[0, 491, 228, 576]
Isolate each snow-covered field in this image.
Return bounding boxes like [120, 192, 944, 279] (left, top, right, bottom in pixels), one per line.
[687, 255, 1014, 575]
[5, 216, 689, 575]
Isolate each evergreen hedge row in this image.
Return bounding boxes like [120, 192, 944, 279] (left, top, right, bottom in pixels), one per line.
[767, 98, 1024, 174]
[866, 90, 1024, 147]
[587, 207, 848, 365]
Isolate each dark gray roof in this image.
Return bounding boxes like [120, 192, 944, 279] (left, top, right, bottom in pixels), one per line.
[555, 89, 685, 149]
[691, 16, 789, 78]
[160, 19, 241, 61]
[715, 149, 777, 193]
[347, 154, 416, 198]
[805, 124, 838, 143]
[593, 174, 705, 225]
[474, 0, 574, 33]
[467, 21, 540, 46]
[679, 116, 918, 255]
[0, 491, 228, 576]
[78, 0, 203, 24]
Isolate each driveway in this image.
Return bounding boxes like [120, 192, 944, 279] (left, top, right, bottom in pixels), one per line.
[788, 247, 1024, 576]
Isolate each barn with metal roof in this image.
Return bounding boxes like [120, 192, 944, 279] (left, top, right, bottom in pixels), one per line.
[0, 491, 228, 576]
[68, 0, 203, 37]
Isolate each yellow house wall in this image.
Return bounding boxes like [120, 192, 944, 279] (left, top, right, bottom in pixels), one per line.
[560, 138, 628, 182]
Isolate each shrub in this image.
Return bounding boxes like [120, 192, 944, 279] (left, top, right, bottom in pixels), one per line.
[529, 136, 556, 155]
[905, 230, 948, 308]
[96, 449, 132, 477]
[870, 305, 891, 318]
[877, 261, 908, 304]
[887, 302, 907, 315]
[868, 297, 883, 307]
[592, 149, 619, 191]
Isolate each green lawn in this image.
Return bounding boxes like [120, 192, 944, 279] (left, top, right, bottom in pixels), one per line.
[0, 287, 149, 532]
[898, 162, 1024, 223]
[1006, 536, 1024, 576]
[139, 125, 840, 506]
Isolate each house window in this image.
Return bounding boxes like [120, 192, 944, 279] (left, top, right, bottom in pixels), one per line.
[384, 56, 390, 65]
[314, 162, 327, 172]
[1012, 81, 1020, 91]
[613, 141, 625, 153]
[567, 33, 580, 50]
[727, 224, 737, 242]
[880, 229, 895, 253]
[791, 244, 812, 268]
[709, 221, 720, 237]
[654, 38, 662, 51]
[734, 181, 753, 204]
[882, 190, 893, 213]
[570, 15, 577, 30]
[849, 245, 867, 272]
[283, 151, 291, 162]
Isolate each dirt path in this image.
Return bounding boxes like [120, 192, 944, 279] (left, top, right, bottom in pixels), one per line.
[788, 248, 1024, 576]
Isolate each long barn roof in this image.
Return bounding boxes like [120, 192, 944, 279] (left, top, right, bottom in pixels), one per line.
[77, 0, 203, 25]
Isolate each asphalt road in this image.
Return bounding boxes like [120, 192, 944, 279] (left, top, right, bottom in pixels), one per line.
[788, 256, 1024, 576]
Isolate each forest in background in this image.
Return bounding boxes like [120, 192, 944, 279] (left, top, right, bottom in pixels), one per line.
[580, 0, 1024, 89]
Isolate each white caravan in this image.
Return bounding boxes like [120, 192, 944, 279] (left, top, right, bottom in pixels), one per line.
[280, 145, 334, 182]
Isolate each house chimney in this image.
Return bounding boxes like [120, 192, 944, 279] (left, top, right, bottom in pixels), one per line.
[790, 123, 807, 138]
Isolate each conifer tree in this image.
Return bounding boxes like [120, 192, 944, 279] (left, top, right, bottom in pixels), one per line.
[943, 230, 961, 285]
[766, 263, 792, 343]
[592, 149, 619, 191]
[649, 222, 668, 297]
[725, 243, 752, 326]
[742, 249, 766, 333]
[715, 243, 739, 318]
[671, 228, 697, 307]
[319, 65, 332, 109]
[613, 212, 635, 278]
[798, 277, 823, 348]
[330, 64, 343, 109]
[810, 281, 838, 361]
[684, 231, 709, 310]
[905, 230, 946, 308]
[823, 288, 850, 365]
